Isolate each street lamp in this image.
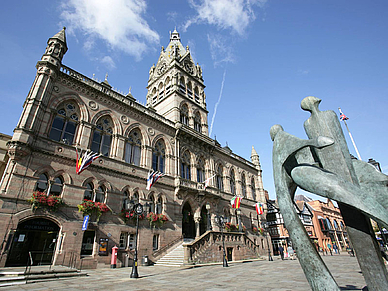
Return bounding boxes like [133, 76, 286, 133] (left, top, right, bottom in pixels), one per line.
[127, 200, 148, 279]
[206, 203, 212, 231]
[215, 215, 228, 267]
[237, 208, 242, 232]
[261, 221, 273, 261]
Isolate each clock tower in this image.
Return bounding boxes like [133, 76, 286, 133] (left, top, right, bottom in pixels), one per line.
[146, 29, 208, 136]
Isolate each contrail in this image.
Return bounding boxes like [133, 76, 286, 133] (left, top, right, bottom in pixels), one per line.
[209, 69, 226, 137]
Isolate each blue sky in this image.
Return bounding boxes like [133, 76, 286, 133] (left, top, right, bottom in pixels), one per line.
[1, 0, 387, 200]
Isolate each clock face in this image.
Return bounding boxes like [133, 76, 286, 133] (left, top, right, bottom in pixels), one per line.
[157, 62, 167, 75]
[184, 61, 194, 75]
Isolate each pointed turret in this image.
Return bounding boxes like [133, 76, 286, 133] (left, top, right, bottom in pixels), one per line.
[39, 27, 68, 69]
[251, 146, 261, 168]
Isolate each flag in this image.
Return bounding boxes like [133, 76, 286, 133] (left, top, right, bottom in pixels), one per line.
[338, 108, 349, 121]
[76, 148, 101, 175]
[255, 202, 264, 215]
[146, 170, 165, 190]
[230, 196, 242, 209]
[204, 175, 216, 189]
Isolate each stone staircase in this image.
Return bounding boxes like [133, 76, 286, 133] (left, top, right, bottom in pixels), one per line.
[0, 267, 86, 288]
[155, 243, 185, 267]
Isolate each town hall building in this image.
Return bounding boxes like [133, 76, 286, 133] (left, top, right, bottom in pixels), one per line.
[0, 28, 269, 268]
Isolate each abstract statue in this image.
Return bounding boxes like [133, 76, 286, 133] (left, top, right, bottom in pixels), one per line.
[271, 96, 388, 291]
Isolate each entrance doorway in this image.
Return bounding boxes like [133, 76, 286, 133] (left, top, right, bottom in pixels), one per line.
[182, 202, 195, 239]
[6, 218, 60, 267]
[227, 247, 233, 261]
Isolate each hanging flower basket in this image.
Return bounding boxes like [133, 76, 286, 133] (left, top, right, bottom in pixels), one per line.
[121, 209, 145, 223]
[77, 200, 110, 222]
[146, 212, 168, 228]
[29, 191, 64, 212]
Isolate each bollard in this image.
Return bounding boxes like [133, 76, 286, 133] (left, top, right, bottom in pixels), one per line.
[111, 245, 118, 268]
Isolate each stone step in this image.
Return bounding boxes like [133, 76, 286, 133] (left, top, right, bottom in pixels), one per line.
[155, 244, 185, 267]
[0, 268, 86, 288]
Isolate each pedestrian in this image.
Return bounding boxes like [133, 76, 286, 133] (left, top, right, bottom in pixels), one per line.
[287, 245, 295, 260]
[333, 244, 338, 254]
[278, 245, 284, 260]
[327, 243, 333, 256]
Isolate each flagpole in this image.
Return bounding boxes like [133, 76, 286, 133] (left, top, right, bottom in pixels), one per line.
[338, 107, 362, 161]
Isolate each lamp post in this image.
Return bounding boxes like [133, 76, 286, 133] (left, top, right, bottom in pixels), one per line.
[215, 215, 228, 267]
[206, 203, 212, 231]
[127, 201, 145, 278]
[237, 208, 242, 232]
[262, 221, 273, 261]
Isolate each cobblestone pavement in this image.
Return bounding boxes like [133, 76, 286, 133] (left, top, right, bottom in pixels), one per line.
[4, 253, 372, 291]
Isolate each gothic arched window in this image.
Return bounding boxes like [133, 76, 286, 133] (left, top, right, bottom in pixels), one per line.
[194, 87, 200, 103]
[83, 183, 94, 201]
[230, 169, 236, 195]
[91, 117, 113, 156]
[180, 104, 189, 125]
[251, 178, 256, 201]
[49, 102, 79, 144]
[35, 173, 49, 192]
[50, 176, 64, 196]
[197, 157, 205, 183]
[216, 165, 224, 191]
[156, 197, 163, 214]
[152, 88, 157, 104]
[152, 139, 166, 173]
[187, 82, 193, 99]
[179, 77, 186, 94]
[194, 112, 202, 133]
[165, 77, 172, 95]
[181, 151, 191, 180]
[158, 82, 164, 100]
[95, 185, 106, 203]
[125, 129, 141, 166]
[241, 173, 246, 197]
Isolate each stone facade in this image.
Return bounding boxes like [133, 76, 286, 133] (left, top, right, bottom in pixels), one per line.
[0, 28, 269, 268]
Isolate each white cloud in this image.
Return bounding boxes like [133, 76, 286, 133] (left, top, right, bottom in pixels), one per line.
[185, 0, 266, 35]
[207, 33, 235, 66]
[60, 0, 160, 60]
[101, 56, 116, 70]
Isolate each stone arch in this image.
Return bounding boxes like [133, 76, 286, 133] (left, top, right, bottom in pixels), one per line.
[125, 123, 150, 147]
[52, 169, 72, 185]
[151, 135, 172, 156]
[49, 93, 89, 123]
[90, 110, 121, 136]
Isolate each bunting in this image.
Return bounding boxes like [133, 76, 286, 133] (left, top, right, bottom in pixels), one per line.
[146, 170, 165, 190]
[255, 202, 264, 215]
[230, 196, 242, 209]
[76, 148, 101, 175]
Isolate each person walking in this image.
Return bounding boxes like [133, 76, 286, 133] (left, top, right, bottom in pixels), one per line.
[278, 245, 284, 260]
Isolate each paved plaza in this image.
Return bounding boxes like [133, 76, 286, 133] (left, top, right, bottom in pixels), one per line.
[3, 253, 372, 290]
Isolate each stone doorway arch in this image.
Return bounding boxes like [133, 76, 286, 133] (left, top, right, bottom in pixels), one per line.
[182, 202, 195, 239]
[6, 218, 60, 267]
